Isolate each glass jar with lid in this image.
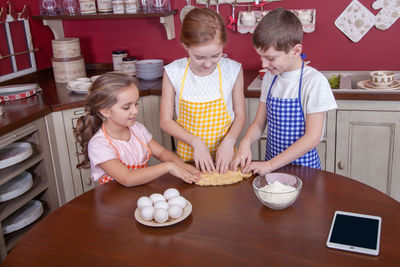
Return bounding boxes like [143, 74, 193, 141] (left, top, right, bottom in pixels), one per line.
[121, 56, 138, 76]
[112, 50, 128, 71]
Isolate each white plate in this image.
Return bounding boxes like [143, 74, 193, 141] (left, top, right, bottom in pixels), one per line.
[2, 200, 43, 234]
[0, 172, 33, 202]
[67, 85, 89, 94]
[136, 59, 164, 65]
[357, 80, 400, 91]
[134, 201, 192, 227]
[0, 142, 33, 169]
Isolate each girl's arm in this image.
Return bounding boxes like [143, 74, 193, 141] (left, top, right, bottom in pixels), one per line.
[160, 71, 215, 173]
[231, 101, 268, 171]
[215, 68, 245, 173]
[243, 112, 324, 174]
[98, 139, 200, 187]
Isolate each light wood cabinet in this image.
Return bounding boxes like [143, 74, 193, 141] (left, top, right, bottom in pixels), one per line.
[0, 118, 59, 261]
[46, 95, 172, 204]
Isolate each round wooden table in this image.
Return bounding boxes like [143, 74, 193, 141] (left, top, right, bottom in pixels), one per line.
[3, 165, 400, 266]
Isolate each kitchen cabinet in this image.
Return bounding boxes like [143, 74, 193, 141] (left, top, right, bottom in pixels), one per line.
[46, 95, 172, 204]
[330, 100, 400, 202]
[0, 118, 59, 261]
[32, 10, 178, 40]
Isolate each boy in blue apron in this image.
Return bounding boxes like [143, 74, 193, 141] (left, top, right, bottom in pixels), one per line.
[232, 8, 337, 175]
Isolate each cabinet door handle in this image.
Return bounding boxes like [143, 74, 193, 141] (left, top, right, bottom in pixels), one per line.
[338, 161, 345, 170]
[86, 177, 92, 185]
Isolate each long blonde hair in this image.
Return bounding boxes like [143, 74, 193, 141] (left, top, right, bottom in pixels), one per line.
[74, 73, 138, 168]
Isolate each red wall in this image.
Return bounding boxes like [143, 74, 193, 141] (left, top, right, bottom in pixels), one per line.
[8, 0, 400, 71]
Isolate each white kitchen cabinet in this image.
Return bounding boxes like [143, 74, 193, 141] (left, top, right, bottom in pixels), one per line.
[46, 95, 172, 204]
[0, 118, 59, 261]
[332, 101, 400, 201]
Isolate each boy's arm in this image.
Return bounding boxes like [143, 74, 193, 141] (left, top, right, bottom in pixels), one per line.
[243, 112, 324, 174]
[231, 101, 268, 170]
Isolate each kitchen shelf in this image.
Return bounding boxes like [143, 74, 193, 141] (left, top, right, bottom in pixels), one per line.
[32, 10, 178, 40]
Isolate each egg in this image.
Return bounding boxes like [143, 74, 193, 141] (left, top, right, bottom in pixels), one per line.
[154, 208, 169, 223]
[137, 196, 153, 210]
[140, 206, 155, 221]
[168, 196, 187, 209]
[149, 193, 165, 203]
[168, 204, 183, 219]
[163, 188, 180, 200]
[154, 200, 169, 210]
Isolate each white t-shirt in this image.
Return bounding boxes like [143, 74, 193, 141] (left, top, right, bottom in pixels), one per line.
[260, 65, 337, 118]
[164, 57, 242, 120]
[88, 122, 153, 182]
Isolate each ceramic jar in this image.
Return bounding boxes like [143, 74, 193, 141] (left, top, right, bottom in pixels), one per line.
[112, 50, 128, 71]
[97, 0, 112, 12]
[122, 56, 137, 76]
[52, 38, 81, 58]
[125, 0, 139, 13]
[52, 56, 86, 83]
[112, 0, 125, 13]
[79, 0, 96, 14]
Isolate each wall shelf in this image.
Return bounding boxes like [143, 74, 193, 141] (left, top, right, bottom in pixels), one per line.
[32, 10, 178, 40]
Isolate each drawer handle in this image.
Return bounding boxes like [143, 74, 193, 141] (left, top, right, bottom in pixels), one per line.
[86, 177, 92, 185]
[338, 161, 345, 170]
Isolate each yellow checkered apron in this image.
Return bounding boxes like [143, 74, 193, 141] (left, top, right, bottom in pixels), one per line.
[176, 60, 232, 162]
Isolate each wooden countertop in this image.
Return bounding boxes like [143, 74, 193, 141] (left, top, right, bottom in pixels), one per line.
[1, 68, 399, 137]
[3, 164, 400, 265]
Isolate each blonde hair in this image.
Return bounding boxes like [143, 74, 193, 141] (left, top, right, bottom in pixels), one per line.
[180, 7, 227, 47]
[252, 8, 303, 53]
[74, 72, 138, 168]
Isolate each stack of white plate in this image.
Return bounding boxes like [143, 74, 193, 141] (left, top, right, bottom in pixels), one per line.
[136, 59, 164, 80]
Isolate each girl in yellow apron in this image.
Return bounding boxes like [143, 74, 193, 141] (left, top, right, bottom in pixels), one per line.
[74, 72, 200, 187]
[160, 8, 245, 174]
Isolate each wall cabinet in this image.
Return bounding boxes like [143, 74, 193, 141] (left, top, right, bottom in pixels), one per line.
[0, 118, 59, 261]
[46, 95, 172, 204]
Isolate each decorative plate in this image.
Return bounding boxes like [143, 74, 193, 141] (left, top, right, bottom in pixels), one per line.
[134, 201, 192, 227]
[0, 142, 33, 169]
[0, 172, 33, 202]
[357, 80, 400, 90]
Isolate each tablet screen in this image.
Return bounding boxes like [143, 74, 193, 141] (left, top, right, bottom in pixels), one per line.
[326, 211, 381, 255]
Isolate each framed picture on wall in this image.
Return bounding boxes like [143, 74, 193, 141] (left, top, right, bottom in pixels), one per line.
[0, 5, 37, 82]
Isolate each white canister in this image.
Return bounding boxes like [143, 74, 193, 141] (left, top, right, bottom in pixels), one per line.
[125, 0, 138, 13]
[112, 50, 128, 71]
[97, 0, 112, 12]
[112, 0, 125, 14]
[52, 38, 81, 59]
[52, 56, 86, 83]
[79, 0, 96, 14]
[121, 56, 137, 75]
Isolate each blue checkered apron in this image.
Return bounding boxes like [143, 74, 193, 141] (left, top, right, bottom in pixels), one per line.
[265, 62, 321, 169]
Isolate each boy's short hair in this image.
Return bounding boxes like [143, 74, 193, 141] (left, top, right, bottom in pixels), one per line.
[252, 8, 303, 53]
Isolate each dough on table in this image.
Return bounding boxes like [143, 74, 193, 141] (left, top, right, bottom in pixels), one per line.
[196, 170, 252, 186]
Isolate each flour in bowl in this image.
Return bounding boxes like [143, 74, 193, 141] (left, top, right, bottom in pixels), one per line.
[258, 181, 299, 204]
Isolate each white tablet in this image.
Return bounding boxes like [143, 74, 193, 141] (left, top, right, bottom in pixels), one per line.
[326, 211, 381, 256]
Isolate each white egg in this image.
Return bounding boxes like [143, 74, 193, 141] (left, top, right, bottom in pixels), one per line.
[140, 206, 155, 221]
[168, 204, 183, 219]
[163, 188, 180, 200]
[149, 193, 166, 203]
[137, 196, 153, 210]
[168, 196, 187, 209]
[154, 200, 169, 210]
[154, 208, 169, 223]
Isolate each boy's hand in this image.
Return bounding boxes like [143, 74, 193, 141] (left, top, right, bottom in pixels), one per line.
[191, 138, 215, 173]
[215, 138, 235, 174]
[243, 161, 273, 175]
[231, 142, 252, 172]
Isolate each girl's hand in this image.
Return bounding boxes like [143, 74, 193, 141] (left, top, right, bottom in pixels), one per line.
[243, 161, 273, 175]
[169, 162, 201, 184]
[191, 138, 215, 173]
[231, 142, 252, 172]
[215, 138, 235, 174]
